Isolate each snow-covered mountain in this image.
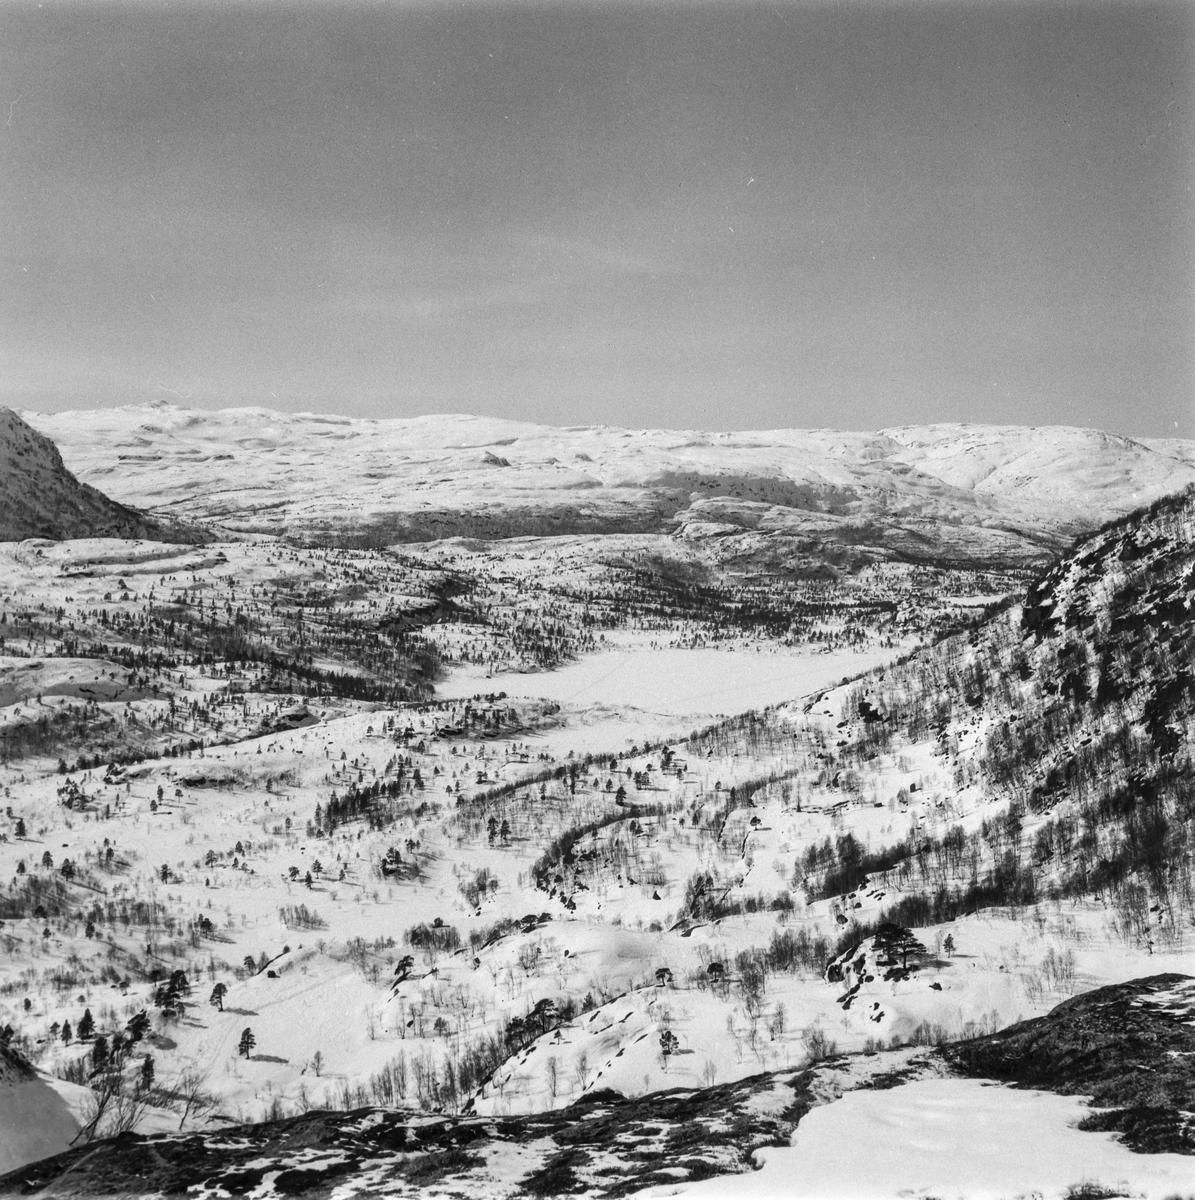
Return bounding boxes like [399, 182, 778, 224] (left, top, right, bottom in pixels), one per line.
[23, 403, 1195, 563]
[0, 408, 173, 543]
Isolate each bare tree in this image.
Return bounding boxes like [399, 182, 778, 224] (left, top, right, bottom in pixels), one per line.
[172, 1066, 220, 1130]
[73, 1069, 152, 1145]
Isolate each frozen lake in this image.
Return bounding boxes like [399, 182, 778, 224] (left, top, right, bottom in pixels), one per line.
[436, 644, 897, 717]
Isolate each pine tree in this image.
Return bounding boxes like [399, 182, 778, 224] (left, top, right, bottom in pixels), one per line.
[126, 1009, 150, 1043]
[210, 982, 227, 1011]
[61, 1019, 72, 1043]
[140, 1054, 155, 1091]
[155, 970, 191, 1019]
[238, 1027, 256, 1058]
[872, 922, 926, 969]
[77, 1008, 95, 1040]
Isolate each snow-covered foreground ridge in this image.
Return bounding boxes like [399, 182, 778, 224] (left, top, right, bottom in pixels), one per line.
[23, 403, 1195, 560]
[4, 975, 1194, 1198]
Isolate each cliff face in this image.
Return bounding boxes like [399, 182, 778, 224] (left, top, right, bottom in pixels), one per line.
[0, 408, 181, 542]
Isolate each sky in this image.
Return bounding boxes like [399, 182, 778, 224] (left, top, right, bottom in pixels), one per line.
[1, 0, 1192, 436]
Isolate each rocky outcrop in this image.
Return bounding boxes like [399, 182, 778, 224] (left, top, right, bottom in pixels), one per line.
[0, 408, 194, 543]
[942, 973, 1195, 1153]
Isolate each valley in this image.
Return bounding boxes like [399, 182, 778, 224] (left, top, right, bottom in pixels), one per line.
[0, 407, 1192, 1198]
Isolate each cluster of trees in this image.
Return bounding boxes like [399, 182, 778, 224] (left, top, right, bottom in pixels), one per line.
[530, 803, 669, 895]
[153, 969, 192, 1019]
[279, 903, 326, 930]
[0, 547, 455, 768]
[38, 1002, 198, 1144]
[316, 785, 437, 833]
[798, 757, 1195, 942]
[405, 920, 461, 955]
[361, 991, 581, 1114]
[458, 867, 497, 909]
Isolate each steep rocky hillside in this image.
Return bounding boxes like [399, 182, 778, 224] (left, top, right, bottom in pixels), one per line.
[23, 404, 1195, 564]
[797, 485, 1194, 945]
[0, 409, 186, 543]
[1019, 488, 1194, 765]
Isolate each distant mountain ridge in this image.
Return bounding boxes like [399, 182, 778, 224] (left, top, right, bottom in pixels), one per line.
[23, 403, 1195, 564]
[0, 408, 186, 543]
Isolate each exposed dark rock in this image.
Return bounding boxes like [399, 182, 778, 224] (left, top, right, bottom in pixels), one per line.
[0, 408, 201, 543]
[942, 973, 1195, 1153]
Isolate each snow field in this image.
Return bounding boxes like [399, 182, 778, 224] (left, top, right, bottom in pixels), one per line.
[2, 670, 1190, 1143]
[0, 532, 1190, 1177]
[644, 1077, 1195, 1199]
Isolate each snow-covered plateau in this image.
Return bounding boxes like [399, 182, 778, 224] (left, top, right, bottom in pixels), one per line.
[20, 403, 1195, 564]
[0, 406, 1192, 1198]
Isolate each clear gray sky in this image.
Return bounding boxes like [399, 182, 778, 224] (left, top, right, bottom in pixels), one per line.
[2, 0, 1192, 435]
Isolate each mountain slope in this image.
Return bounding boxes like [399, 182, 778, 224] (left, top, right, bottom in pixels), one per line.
[0, 409, 184, 543]
[22, 404, 1195, 563]
[794, 484, 1195, 943]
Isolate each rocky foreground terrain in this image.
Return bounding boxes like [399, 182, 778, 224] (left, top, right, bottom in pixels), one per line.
[1, 975, 1191, 1197]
